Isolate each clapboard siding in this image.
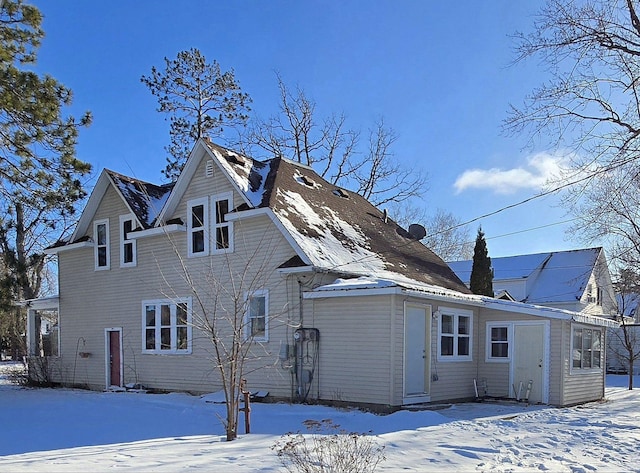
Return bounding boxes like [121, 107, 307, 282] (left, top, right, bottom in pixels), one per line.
[311, 295, 393, 405]
[55, 179, 302, 396]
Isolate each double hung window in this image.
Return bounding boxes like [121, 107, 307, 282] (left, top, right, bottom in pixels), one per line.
[245, 290, 268, 342]
[438, 308, 472, 361]
[94, 219, 110, 270]
[120, 214, 136, 267]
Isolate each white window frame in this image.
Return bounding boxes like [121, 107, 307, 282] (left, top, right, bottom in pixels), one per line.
[570, 324, 603, 373]
[437, 307, 473, 362]
[485, 322, 511, 362]
[212, 192, 233, 254]
[93, 219, 110, 270]
[244, 290, 269, 342]
[142, 298, 192, 355]
[119, 214, 137, 267]
[187, 197, 209, 257]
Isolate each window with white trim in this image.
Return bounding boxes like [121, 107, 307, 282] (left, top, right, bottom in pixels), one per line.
[119, 214, 136, 267]
[245, 290, 268, 342]
[571, 325, 602, 370]
[187, 197, 208, 257]
[437, 307, 472, 361]
[94, 219, 110, 270]
[486, 323, 510, 361]
[143, 298, 192, 354]
[213, 193, 233, 253]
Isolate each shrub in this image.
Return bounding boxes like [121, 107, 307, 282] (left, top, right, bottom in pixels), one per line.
[273, 419, 385, 473]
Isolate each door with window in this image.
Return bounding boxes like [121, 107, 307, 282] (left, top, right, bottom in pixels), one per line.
[404, 304, 431, 401]
[105, 329, 122, 388]
[513, 324, 545, 403]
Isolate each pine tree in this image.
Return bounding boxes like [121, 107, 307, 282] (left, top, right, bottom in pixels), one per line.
[470, 227, 493, 296]
[141, 48, 251, 181]
[0, 0, 92, 357]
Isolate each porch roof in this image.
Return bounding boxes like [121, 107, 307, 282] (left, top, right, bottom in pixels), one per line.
[305, 277, 619, 328]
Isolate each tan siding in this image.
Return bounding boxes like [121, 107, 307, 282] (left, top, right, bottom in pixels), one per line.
[429, 302, 479, 403]
[55, 181, 302, 396]
[560, 321, 605, 405]
[310, 295, 393, 405]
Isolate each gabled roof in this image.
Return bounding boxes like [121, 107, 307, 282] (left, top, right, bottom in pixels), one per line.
[199, 140, 469, 292]
[106, 170, 173, 228]
[448, 248, 604, 304]
[66, 169, 173, 244]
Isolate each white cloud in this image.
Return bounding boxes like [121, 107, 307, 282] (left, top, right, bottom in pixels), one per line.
[454, 152, 569, 195]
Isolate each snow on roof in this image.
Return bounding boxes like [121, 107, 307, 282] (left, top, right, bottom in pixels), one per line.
[448, 248, 603, 303]
[107, 170, 173, 228]
[308, 276, 618, 327]
[200, 140, 469, 292]
[206, 142, 271, 207]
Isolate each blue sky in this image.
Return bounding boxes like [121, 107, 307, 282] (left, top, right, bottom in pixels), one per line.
[30, 0, 584, 258]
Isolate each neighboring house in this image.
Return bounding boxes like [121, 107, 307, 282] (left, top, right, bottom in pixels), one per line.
[448, 248, 617, 317]
[35, 139, 617, 408]
[607, 293, 640, 374]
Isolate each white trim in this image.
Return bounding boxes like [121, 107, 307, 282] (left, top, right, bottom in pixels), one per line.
[187, 197, 209, 257]
[141, 298, 193, 355]
[244, 289, 269, 342]
[104, 327, 123, 388]
[436, 306, 473, 362]
[305, 287, 402, 299]
[569, 323, 604, 374]
[93, 219, 110, 271]
[211, 191, 234, 254]
[157, 140, 253, 225]
[128, 224, 185, 239]
[44, 240, 93, 254]
[119, 214, 137, 268]
[485, 322, 512, 363]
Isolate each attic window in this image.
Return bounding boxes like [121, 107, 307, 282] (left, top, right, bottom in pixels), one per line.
[296, 174, 318, 188]
[205, 160, 214, 177]
[225, 153, 245, 167]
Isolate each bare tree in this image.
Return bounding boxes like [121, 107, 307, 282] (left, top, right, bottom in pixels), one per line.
[389, 204, 473, 261]
[157, 229, 293, 441]
[609, 267, 640, 390]
[248, 75, 428, 206]
[507, 0, 640, 289]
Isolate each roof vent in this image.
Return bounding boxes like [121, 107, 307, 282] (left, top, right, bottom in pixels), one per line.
[205, 160, 214, 177]
[408, 223, 426, 240]
[332, 188, 349, 199]
[225, 153, 245, 167]
[296, 174, 318, 188]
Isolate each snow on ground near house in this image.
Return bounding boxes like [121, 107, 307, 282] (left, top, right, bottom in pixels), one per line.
[1, 362, 640, 472]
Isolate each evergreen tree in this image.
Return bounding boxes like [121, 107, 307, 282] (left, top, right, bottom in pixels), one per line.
[470, 227, 493, 296]
[141, 48, 251, 181]
[0, 0, 92, 357]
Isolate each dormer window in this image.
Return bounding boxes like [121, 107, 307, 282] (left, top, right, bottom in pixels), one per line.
[213, 193, 233, 253]
[187, 197, 209, 257]
[94, 219, 110, 270]
[120, 214, 137, 267]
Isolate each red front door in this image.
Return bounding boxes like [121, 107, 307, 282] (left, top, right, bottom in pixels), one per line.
[108, 331, 121, 387]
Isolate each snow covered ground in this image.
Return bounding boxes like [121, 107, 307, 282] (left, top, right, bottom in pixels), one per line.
[1, 361, 639, 472]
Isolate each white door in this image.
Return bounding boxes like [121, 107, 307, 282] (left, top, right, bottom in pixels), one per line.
[404, 305, 430, 398]
[513, 324, 545, 403]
